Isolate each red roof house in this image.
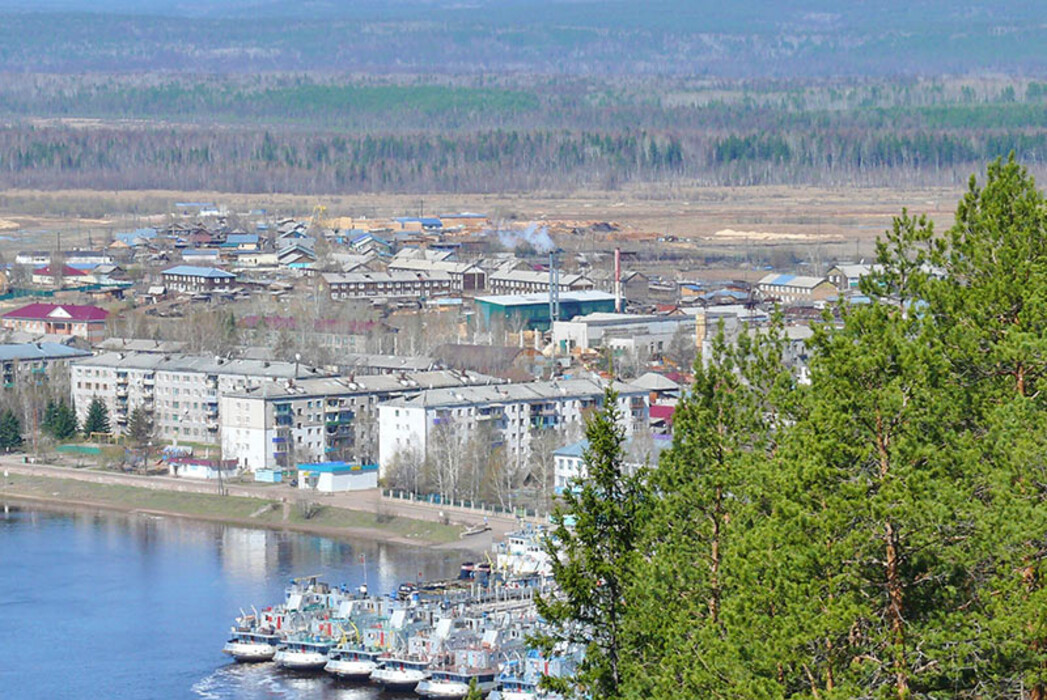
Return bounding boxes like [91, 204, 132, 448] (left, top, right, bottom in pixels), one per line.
[1, 303, 110, 342]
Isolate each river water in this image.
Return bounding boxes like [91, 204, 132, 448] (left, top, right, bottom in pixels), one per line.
[0, 504, 465, 700]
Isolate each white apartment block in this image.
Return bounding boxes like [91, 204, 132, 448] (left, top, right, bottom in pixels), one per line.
[377, 377, 649, 478]
[71, 352, 332, 443]
[221, 370, 499, 472]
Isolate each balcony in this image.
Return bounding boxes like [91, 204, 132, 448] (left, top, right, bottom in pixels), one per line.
[206, 421, 218, 431]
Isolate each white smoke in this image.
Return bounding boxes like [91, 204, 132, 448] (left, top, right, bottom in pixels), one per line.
[495, 222, 554, 254]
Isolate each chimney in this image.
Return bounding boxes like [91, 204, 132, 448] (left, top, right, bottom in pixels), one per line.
[614, 247, 622, 313]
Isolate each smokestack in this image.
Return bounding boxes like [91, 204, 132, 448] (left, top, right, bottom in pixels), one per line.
[614, 248, 622, 313]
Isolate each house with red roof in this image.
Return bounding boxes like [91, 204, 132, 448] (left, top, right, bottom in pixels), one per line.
[32, 264, 90, 288]
[1, 303, 110, 342]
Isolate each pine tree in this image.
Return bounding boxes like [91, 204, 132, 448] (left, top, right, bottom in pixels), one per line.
[0, 407, 23, 451]
[43, 398, 77, 441]
[82, 397, 110, 438]
[622, 325, 793, 697]
[533, 386, 648, 699]
[125, 406, 154, 447]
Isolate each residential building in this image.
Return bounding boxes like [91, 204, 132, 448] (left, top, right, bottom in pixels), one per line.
[488, 269, 594, 295]
[32, 264, 91, 288]
[1, 303, 110, 342]
[0, 342, 92, 389]
[71, 353, 332, 441]
[387, 258, 487, 293]
[554, 436, 670, 494]
[756, 273, 838, 304]
[220, 370, 496, 471]
[826, 263, 881, 291]
[320, 271, 453, 301]
[161, 265, 237, 294]
[377, 377, 649, 477]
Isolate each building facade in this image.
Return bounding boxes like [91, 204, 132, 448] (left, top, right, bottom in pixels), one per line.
[377, 377, 649, 477]
[71, 352, 332, 441]
[1, 303, 110, 343]
[161, 265, 237, 294]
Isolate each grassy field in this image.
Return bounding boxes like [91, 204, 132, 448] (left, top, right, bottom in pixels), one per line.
[0, 473, 464, 545]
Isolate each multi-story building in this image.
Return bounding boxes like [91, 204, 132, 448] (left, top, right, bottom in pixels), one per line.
[220, 370, 498, 471]
[756, 273, 838, 305]
[71, 352, 332, 441]
[320, 271, 453, 301]
[377, 377, 649, 477]
[161, 265, 237, 294]
[488, 269, 594, 295]
[0, 342, 92, 389]
[386, 258, 487, 293]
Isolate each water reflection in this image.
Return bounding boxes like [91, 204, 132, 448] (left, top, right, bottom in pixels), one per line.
[0, 503, 464, 699]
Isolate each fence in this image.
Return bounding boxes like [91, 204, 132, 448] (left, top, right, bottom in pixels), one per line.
[382, 488, 549, 522]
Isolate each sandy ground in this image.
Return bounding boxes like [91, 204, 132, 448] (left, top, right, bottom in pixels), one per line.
[0, 184, 962, 251]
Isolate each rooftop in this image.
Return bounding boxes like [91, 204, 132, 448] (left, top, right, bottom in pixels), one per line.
[2, 303, 109, 322]
[0, 342, 92, 362]
[475, 290, 616, 307]
[162, 265, 236, 279]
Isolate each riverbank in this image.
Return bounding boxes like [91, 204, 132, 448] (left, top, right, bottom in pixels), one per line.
[0, 470, 476, 550]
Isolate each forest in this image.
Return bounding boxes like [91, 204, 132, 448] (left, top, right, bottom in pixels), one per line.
[539, 157, 1047, 698]
[0, 75, 1045, 193]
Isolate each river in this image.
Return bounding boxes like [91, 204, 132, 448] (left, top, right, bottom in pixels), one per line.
[0, 503, 465, 700]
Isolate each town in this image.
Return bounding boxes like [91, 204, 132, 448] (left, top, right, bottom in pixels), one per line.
[0, 202, 869, 517]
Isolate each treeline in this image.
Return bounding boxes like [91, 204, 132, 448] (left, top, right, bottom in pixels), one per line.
[541, 158, 1047, 698]
[0, 122, 1044, 193]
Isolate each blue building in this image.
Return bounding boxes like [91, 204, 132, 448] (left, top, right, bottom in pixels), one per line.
[475, 291, 616, 331]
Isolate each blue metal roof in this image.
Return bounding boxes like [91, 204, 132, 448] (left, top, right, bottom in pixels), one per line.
[297, 462, 378, 473]
[224, 234, 260, 245]
[554, 440, 588, 458]
[0, 343, 92, 362]
[161, 265, 235, 278]
[772, 274, 796, 285]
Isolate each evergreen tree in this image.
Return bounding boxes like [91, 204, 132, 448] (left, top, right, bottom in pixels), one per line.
[82, 397, 110, 438]
[622, 325, 793, 697]
[0, 407, 23, 451]
[533, 387, 648, 699]
[43, 398, 77, 441]
[125, 406, 154, 447]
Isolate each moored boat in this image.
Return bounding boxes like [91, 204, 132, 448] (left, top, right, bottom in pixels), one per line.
[370, 654, 431, 690]
[273, 637, 333, 671]
[324, 646, 382, 680]
[417, 667, 498, 698]
[222, 629, 282, 663]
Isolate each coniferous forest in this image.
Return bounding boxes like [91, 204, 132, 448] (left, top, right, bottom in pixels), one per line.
[540, 157, 1047, 699]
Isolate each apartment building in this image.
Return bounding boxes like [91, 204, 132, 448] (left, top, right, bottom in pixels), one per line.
[71, 352, 332, 441]
[377, 377, 649, 477]
[488, 269, 594, 295]
[161, 265, 237, 294]
[0, 342, 92, 389]
[386, 258, 487, 293]
[320, 271, 454, 301]
[755, 273, 838, 305]
[220, 370, 499, 472]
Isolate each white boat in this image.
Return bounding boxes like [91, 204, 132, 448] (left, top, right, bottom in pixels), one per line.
[370, 655, 431, 690]
[273, 638, 333, 671]
[417, 667, 498, 698]
[222, 630, 282, 663]
[324, 647, 382, 679]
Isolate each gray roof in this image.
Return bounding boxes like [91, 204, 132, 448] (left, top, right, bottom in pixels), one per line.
[382, 377, 645, 410]
[0, 343, 92, 362]
[73, 351, 329, 379]
[225, 370, 501, 400]
[631, 372, 682, 392]
[322, 270, 453, 284]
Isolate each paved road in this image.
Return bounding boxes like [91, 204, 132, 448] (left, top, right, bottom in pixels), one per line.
[0, 457, 537, 545]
